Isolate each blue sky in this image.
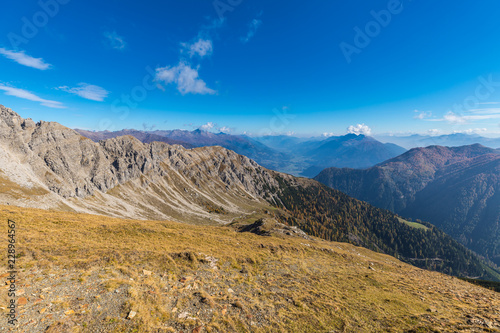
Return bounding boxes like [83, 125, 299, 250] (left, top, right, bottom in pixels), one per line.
[2, 0, 500, 137]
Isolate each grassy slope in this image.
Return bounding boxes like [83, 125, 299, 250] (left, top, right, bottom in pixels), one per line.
[397, 217, 430, 231]
[0, 205, 499, 332]
[271, 176, 500, 281]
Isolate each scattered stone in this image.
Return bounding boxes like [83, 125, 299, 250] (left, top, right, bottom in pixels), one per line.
[64, 309, 75, 315]
[15, 289, 25, 296]
[45, 319, 75, 332]
[228, 288, 234, 293]
[127, 311, 137, 319]
[143, 269, 152, 276]
[427, 307, 437, 313]
[178, 311, 189, 319]
[180, 276, 192, 283]
[192, 326, 203, 333]
[17, 297, 27, 305]
[39, 308, 47, 314]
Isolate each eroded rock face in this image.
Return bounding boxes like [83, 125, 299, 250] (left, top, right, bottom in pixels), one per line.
[0, 105, 281, 202]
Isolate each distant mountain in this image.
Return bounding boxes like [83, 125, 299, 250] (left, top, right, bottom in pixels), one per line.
[76, 128, 290, 172]
[376, 133, 500, 149]
[77, 130, 407, 177]
[2, 104, 498, 280]
[298, 134, 406, 177]
[75, 129, 195, 148]
[250, 135, 313, 152]
[315, 144, 500, 267]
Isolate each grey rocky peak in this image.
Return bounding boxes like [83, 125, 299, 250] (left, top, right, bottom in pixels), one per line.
[0, 105, 288, 222]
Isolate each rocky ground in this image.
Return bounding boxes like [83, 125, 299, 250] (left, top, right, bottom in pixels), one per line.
[0, 205, 499, 332]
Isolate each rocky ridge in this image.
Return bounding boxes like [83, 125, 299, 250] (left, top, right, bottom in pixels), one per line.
[0, 105, 286, 222]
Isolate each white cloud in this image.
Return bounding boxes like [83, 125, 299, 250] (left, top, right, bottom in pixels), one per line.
[183, 39, 213, 58]
[443, 111, 467, 124]
[347, 124, 372, 136]
[414, 110, 432, 119]
[452, 128, 487, 135]
[155, 62, 216, 95]
[241, 19, 262, 43]
[322, 132, 335, 137]
[427, 129, 440, 136]
[58, 83, 109, 101]
[467, 108, 500, 114]
[0, 85, 64, 108]
[157, 20, 222, 97]
[199, 122, 215, 131]
[425, 110, 500, 124]
[218, 126, 232, 134]
[442, 111, 500, 124]
[0, 48, 51, 70]
[103, 31, 126, 50]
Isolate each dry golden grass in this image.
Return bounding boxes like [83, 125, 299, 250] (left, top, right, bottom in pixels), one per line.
[0, 204, 498, 332]
[0, 173, 49, 199]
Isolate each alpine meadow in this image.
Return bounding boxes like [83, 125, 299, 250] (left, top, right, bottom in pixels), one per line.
[1, 1, 500, 332]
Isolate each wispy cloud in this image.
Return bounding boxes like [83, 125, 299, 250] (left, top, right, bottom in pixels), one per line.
[58, 83, 110, 101]
[0, 48, 51, 70]
[427, 129, 440, 135]
[197, 122, 233, 133]
[241, 19, 262, 43]
[467, 108, 500, 114]
[347, 124, 372, 136]
[218, 126, 234, 134]
[413, 110, 432, 119]
[157, 19, 222, 97]
[452, 128, 487, 135]
[103, 31, 126, 50]
[156, 62, 216, 95]
[199, 122, 215, 131]
[183, 39, 213, 58]
[0, 85, 64, 108]
[425, 111, 500, 124]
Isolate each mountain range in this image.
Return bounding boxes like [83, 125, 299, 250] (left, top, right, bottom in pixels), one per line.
[75, 129, 407, 177]
[375, 133, 500, 150]
[1, 105, 499, 280]
[315, 144, 500, 267]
